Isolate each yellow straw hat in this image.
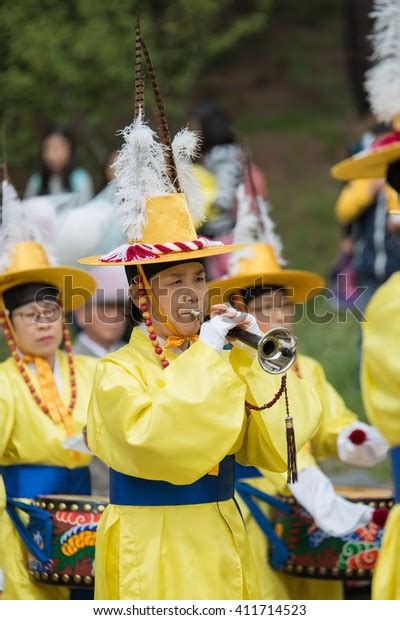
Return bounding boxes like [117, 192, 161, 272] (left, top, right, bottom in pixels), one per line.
[0, 241, 95, 313]
[331, 134, 400, 182]
[210, 243, 324, 304]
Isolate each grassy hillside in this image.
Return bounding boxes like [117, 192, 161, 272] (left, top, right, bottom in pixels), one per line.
[0, 6, 392, 484]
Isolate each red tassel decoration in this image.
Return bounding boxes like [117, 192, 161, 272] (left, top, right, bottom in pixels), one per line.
[283, 376, 297, 484]
[372, 508, 389, 528]
[348, 428, 367, 445]
[245, 373, 298, 483]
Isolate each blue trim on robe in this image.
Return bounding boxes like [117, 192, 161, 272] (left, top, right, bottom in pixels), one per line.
[391, 446, 400, 504]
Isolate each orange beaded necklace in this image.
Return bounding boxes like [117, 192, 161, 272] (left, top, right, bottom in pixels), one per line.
[135, 268, 170, 369]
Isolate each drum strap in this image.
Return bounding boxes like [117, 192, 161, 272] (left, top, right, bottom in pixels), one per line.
[0, 464, 91, 562]
[109, 455, 235, 506]
[235, 481, 292, 570]
[5, 498, 53, 564]
[235, 462, 262, 479]
[391, 446, 400, 503]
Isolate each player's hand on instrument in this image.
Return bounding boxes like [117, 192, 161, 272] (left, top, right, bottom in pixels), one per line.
[210, 304, 262, 335]
[199, 304, 256, 353]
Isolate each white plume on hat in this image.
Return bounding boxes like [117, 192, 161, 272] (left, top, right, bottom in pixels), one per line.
[229, 182, 285, 275]
[0, 180, 58, 271]
[113, 113, 205, 241]
[365, 0, 400, 122]
[0, 179, 119, 267]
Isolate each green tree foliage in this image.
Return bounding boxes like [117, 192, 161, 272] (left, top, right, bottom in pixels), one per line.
[0, 0, 273, 180]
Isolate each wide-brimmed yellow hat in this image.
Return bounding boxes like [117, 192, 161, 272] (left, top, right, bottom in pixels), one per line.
[331, 135, 400, 182]
[80, 193, 245, 267]
[210, 243, 324, 304]
[0, 241, 95, 312]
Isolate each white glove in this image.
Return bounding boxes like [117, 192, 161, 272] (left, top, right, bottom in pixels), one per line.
[337, 421, 389, 467]
[199, 308, 260, 353]
[288, 466, 373, 537]
[241, 312, 262, 337]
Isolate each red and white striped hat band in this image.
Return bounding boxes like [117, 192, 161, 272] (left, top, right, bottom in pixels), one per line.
[100, 237, 223, 263]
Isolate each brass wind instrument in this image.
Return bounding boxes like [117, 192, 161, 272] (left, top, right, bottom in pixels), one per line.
[190, 309, 297, 375]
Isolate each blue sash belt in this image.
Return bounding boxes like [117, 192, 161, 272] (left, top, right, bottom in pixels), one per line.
[235, 462, 262, 480]
[110, 455, 235, 506]
[0, 464, 91, 562]
[391, 446, 400, 504]
[235, 463, 292, 569]
[1, 464, 91, 498]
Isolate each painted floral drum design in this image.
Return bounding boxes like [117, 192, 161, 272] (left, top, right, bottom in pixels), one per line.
[28, 495, 107, 588]
[272, 486, 393, 580]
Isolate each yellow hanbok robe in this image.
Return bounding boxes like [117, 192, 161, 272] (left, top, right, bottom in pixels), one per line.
[0, 351, 96, 600]
[361, 272, 400, 600]
[87, 328, 321, 600]
[0, 475, 4, 597]
[237, 354, 357, 600]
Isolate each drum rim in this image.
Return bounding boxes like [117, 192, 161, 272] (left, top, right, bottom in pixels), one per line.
[29, 569, 94, 588]
[34, 495, 108, 513]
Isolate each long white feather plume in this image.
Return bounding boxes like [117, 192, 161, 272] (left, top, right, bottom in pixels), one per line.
[0, 180, 58, 271]
[172, 128, 205, 225]
[365, 0, 400, 122]
[229, 183, 285, 275]
[114, 113, 173, 240]
[113, 114, 206, 240]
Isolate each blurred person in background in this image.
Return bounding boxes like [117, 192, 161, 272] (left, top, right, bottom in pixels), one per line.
[95, 151, 117, 204]
[191, 101, 267, 279]
[334, 177, 400, 313]
[331, 122, 398, 314]
[20, 150, 124, 267]
[89, 151, 125, 256]
[73, 266, 129, 359]
[25, 126, 94, 207]
[191, 101, 243, 239]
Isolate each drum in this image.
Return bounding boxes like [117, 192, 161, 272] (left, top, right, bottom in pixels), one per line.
[28, 495, 107, 588]
[272, 486, 394, 580]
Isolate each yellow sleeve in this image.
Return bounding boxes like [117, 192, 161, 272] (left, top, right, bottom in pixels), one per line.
[361, 273, 400, 445]
[0, 370, 15, 462]
[229, 346, 321, 472]
[335, 179, 377, 225]
[300, 357, 357, 460]
[87, 340, 246, 484]
[0, 371, 14, 535]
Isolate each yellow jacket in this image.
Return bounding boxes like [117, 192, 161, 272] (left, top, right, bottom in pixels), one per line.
[335, 179, 398, 226]
[361, 272, 400, 599]
[0, 351, 96, 600]
[87, 328, 321, 600]
[239, 354, 357, 600]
